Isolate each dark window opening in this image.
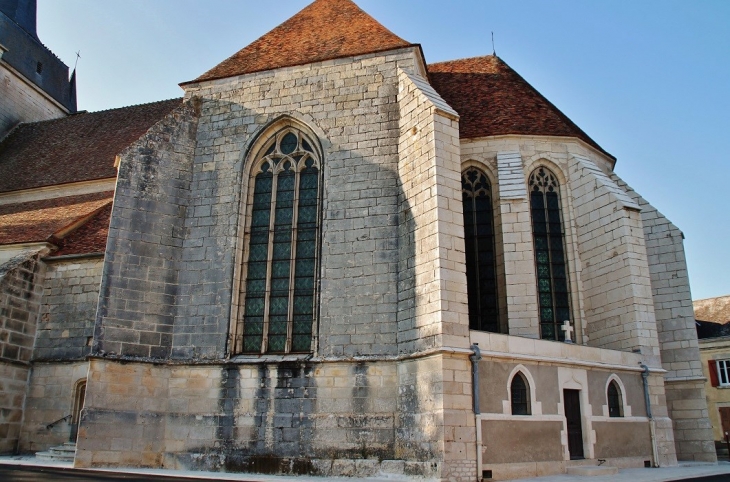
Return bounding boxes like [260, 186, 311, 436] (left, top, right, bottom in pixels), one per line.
[462, 167, 499, 332]
[529, 166, 571, 341]
[36, 61, 43, 74]
[510, 373, 530, 415]
[608, 380, 623, 417]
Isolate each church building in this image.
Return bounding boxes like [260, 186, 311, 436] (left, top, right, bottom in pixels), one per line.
[0, 0, 717, 480]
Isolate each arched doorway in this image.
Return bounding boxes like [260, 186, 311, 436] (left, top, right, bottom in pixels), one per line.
[70, 380, 86, 443]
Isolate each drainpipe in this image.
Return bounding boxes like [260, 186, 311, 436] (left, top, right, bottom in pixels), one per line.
[470, 344, 482, 414]
[470, 344, 482, 480]
[640, 363, 660, 467]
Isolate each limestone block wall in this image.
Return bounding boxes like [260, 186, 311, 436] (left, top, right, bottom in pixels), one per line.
[459, 136, 601, 342]
[35, 257, 103, 360]
[569, 155, 660, 362]
[174, 49, 424, 359]
[94, 101, 199, 359]
[0, 363, 29, 453]
[396, 70, 475, 481]
[77, 358, 446, 477]
[18, 361, 88, 452]
[495, 151, 540, 338]
[0, 251, 46, 453]
[0, 64, 66, 139]
[613, 175, 715, 462]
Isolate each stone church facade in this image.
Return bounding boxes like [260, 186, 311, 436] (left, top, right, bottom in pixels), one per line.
[0, 0, 716, 480]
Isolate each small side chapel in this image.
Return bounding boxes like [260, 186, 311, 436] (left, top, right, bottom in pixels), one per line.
[0, 0, 716, 480]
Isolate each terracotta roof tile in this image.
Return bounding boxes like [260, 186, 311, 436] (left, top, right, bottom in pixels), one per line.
[694, 296, 730, 324]
[52, 202, 112, 257]
[428, 55, 611, 158]
[0, 99, 180, 193]
[0, 191, 113, 246]
[188, 0, 413, 84]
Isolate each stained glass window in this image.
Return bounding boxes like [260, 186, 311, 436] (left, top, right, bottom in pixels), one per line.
[236, 128, 321, 355]
[462, 167, 500, 332]
[529, 167, 571, 341]
[607, 381, 623, 417]
[511, 373, 530, 415]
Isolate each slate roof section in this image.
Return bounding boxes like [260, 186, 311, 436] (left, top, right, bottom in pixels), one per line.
[0, 99, 181, 193]
[188, 0, 414, 84]
[52, 202, 112, 257]
[0, 191, 113, 246]
[428, 55, 612, 158]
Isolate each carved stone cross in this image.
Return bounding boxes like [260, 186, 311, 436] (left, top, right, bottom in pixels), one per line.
[561, 320, 574, 343]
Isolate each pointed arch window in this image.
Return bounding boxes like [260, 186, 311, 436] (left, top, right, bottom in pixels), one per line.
[235, 127, 321, 355]
[607, 380, 623, 417]
[462, 167, 499, 332]
[529, 167, 571, 341]
[510, 373, 531, 415]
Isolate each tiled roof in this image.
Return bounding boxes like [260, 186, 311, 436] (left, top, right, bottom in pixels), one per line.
[52, 202, 112, 257]
[428, 55, 611, 158]
[0, 99, 180, 193]
[694, 296, 730, 324]
[0, 191, 113, 246]
[188, 0, 413, 84]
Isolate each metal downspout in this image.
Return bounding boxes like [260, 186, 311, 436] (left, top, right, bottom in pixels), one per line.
[470, 344, 482, 479]
[641, 363, 660, 467]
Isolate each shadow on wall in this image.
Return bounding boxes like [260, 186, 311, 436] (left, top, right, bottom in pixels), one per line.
[80, 97, 431, 474]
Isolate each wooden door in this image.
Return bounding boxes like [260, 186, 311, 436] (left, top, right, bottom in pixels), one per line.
[720, 407, 730, 440]
[564, 389, 584, 459]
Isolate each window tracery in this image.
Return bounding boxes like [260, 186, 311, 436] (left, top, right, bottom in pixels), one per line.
[235, 127, 321, 355]
[529, 166, 571, 341]
[462, 167, 499, 332]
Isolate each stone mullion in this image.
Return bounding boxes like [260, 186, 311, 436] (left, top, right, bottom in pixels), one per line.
[261, 169, 278, 354]
[285, 164, 301, 354]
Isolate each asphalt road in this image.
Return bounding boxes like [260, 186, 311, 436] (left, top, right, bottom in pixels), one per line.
[2, 465, 730, 482]
[0, 465, 243, 482]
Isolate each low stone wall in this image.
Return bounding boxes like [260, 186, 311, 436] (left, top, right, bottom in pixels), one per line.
[0, 362, 30, 453]
[18, 361, 89, 453]
[0, 252, 46, 453]
[76, 357, 442, 478]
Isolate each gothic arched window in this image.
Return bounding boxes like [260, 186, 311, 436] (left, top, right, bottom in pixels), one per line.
[462, 167, 499, 332]
[510, 372, 531, 415]
[236, 127, 321, 355]
[607, 380, 623, 417]
[529, 166, 571, 341]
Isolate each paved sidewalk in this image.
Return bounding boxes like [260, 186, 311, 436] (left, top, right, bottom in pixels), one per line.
[1, 456, 730, 481]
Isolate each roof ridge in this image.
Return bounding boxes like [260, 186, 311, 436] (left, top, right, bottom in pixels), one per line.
[428, 53, 497, 66]
[186, 0, 413, 84]
[3, 98, 182, 131]
[81, 97, 182, 115]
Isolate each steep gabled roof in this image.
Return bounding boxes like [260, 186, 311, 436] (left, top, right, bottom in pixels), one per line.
[428, 55, 612, 159]
[0, 99, 180, 193]
[0, 191, 113, 246]
[51, 202, 112, 257]
[187, 0, 414, 84]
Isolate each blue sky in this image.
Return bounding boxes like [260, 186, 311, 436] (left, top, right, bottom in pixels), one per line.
[37, 0, 730, 300]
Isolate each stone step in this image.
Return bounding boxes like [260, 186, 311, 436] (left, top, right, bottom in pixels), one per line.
[566, 465, 619, 476]
[51, 445, 76, 453]
[35, 443, 76, 462]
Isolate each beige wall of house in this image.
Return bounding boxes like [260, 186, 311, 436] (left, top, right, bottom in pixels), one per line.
[699, 338, 730, 442]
